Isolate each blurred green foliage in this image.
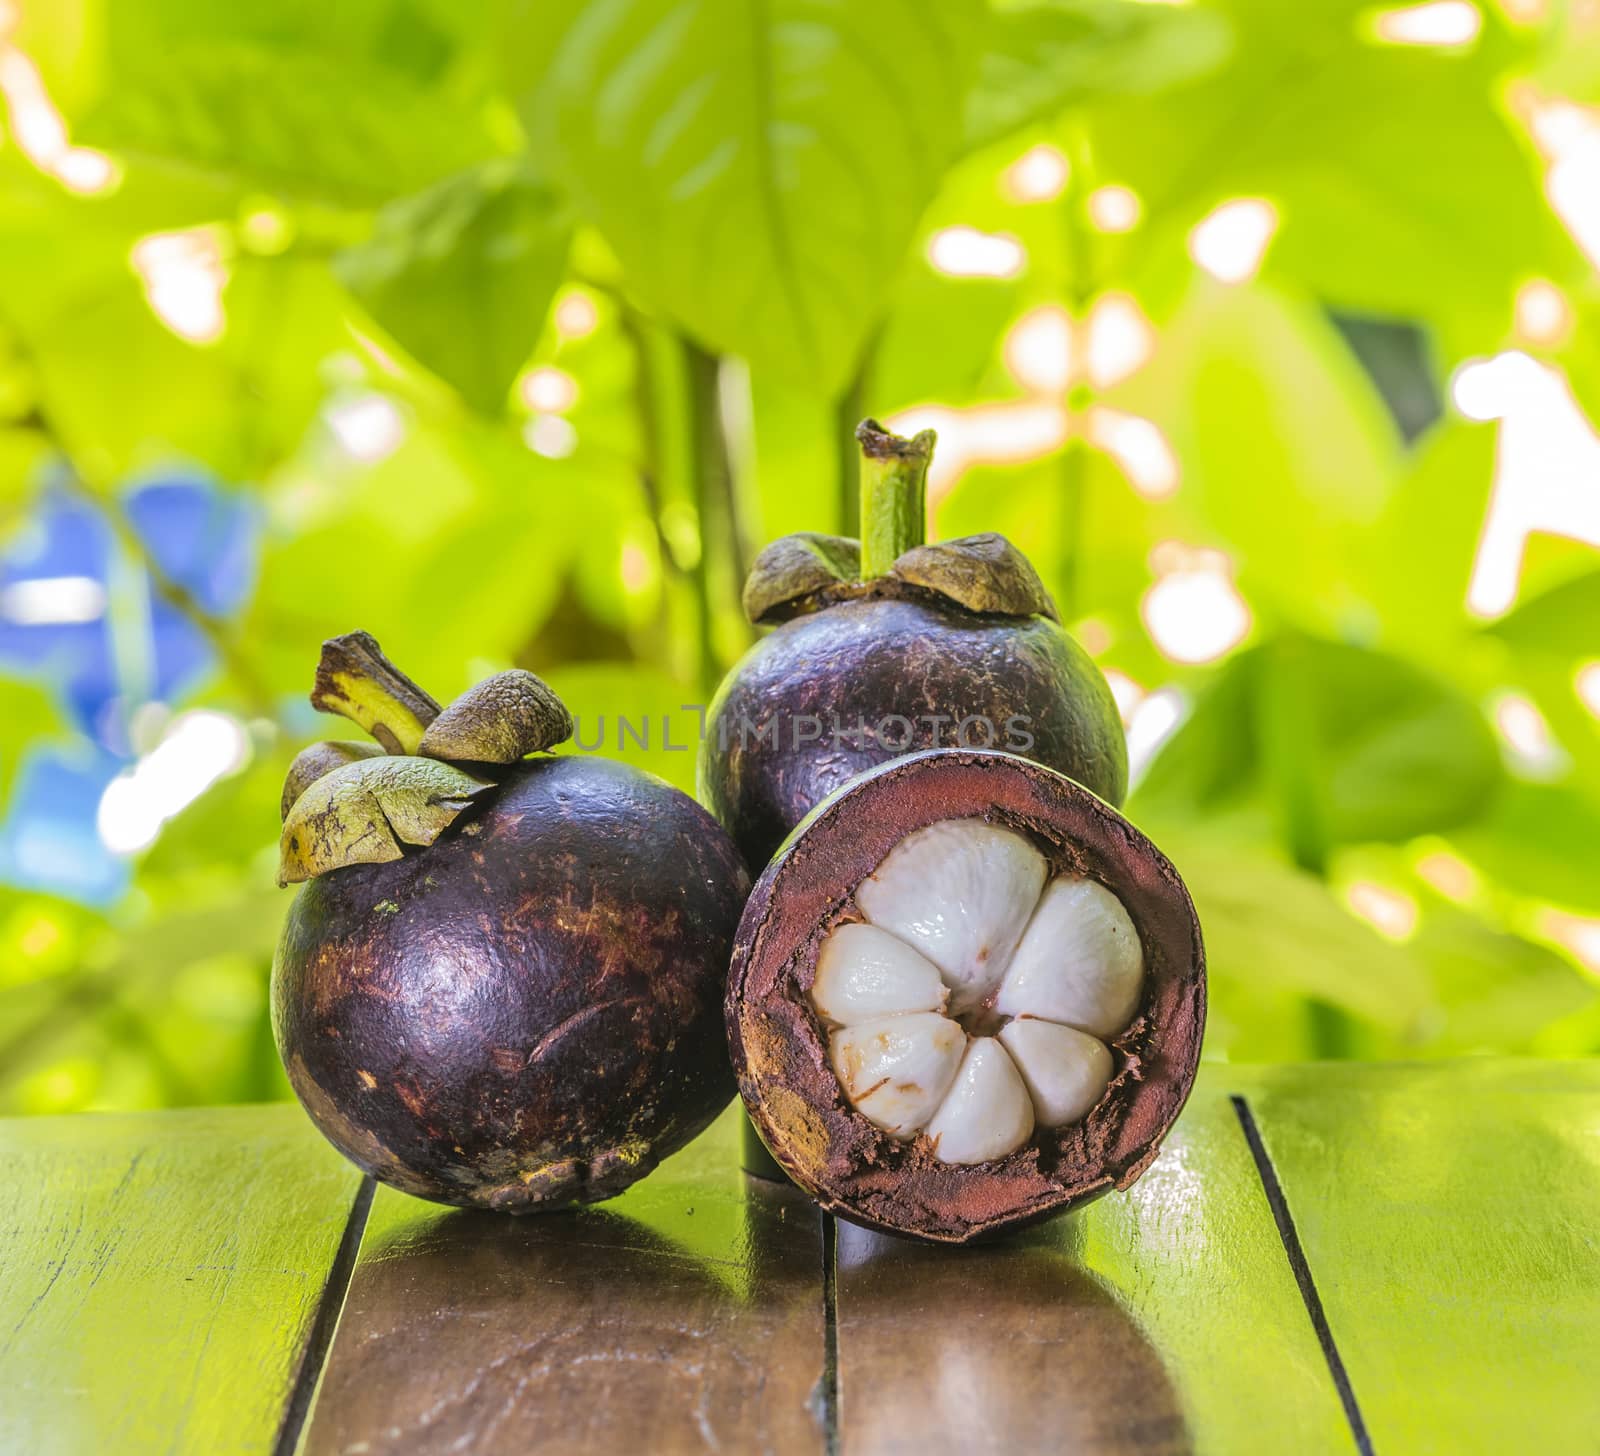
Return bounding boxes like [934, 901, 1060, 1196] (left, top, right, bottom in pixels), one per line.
[1, 0, 1598, 1116]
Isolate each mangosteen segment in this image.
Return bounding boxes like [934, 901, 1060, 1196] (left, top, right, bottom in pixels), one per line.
[726, 748, 1204, 1244]
[812, 816, 1145, 1165]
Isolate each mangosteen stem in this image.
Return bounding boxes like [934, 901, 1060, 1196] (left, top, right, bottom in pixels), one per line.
[312, 631, 441, 755]
[856, 419, 936, 580]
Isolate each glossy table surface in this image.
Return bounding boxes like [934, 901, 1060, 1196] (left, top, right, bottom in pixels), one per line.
[2, 1061, 1597, 1455]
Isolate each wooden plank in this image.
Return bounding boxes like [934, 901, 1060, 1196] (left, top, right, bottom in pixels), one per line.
[0, 1103, 364, 1456]
[301, 1104, 827, 1455]
[1243, 1059, 1600, 1456]
[834, 1073, 1356, 1455]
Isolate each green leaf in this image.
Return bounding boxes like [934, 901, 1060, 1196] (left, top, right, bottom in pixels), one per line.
[1153, 828, 1433, 1034]
[1481, 569, 1600, 661]
[1109, 280, 1404, 618]
[336, 161, 573, 414]
[1451, 782, 1600, 915]
[1135, 634, 1504, 847]
[964, 0, 1233, 153]
[76, 2, 508, 204]
[512, 0, 987, 394]
[1407, 908, 1595, 1054]
[1086, 2, 1570, 334]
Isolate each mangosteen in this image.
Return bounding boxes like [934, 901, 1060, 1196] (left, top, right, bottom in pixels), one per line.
[272, 632, 750, 1211]
[726, 748, 1204, 1243]
[699, 420, 1127, 869]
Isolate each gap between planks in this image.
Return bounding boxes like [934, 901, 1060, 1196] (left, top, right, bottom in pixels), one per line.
[1231, 1094, 1375, 1456]
[273, 1175, 376, 1456]
[819, 1212, 841, 1456]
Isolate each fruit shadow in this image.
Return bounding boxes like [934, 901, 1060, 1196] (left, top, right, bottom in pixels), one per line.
[301, 1179, 824, 1454]
[834, 1218, 1195, 1455]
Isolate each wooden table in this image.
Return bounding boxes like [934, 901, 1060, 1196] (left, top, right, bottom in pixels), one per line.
[3, 1061, 1597, 1454]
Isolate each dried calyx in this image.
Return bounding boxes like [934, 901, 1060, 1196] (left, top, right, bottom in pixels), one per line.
[741, 421, 1058, 626]
[817, 820, 1142, 1165]
[278, 631, 572, 886]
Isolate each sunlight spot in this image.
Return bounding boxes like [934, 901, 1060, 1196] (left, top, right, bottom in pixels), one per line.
[1515, 279, 1572, 345]
[1127, 687, 1187, 783]
[239, 203, 294, 255]
[0, 47, 121, 194]
[1087, 185, 1141, 233]
[1576, 661, 1600, 719]
[1368, 1, 1483, 46]
[525, 413, 578, 459]
[97, 711, 251, 855]
[1453, 352, 1600, 614]
[886, 401, 1068, 501]
[1074, 617, 1113, 656]
[1188, 198, 1279, 284]
[1540, 909, 1600, 974]
[1416, 849, 1480, 901]
[1004, 305, 1074, 395]
[130, 230, 228, 344]
[0, 575, 106, 625]
[1102, 667, 1146, 727]
[55, 147, 118, 194]
[520, 366, 578, 414]
[1517, 89, 1600, 269]
[19, 914, 62, 960]
[1086, 292, 1156, 389]
[1491, 691, 1568, 778]
[1087, 407, 1180, 499]
[1496, 0, 1548, 20]
[554, 289, 599, 339]
[927, 226, 1027, 278]
[326, 393, 405, 463]
[1346, 881, 1420, 940]
[1003, 144, 1070, 203]
[620, 541, 653, 592]
[1141, 544, 1251, 664]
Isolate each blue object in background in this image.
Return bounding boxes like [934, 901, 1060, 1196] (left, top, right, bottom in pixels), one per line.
[0, 471, 259, 905]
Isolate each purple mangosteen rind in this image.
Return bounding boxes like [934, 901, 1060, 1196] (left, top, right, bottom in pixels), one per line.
[698, 420, 1127, 871]
[275, 755, 750, 1211]
[725, 748, 1206, 1245]
[700, 594, 1127, 872]
[273, 633, 750, 1213]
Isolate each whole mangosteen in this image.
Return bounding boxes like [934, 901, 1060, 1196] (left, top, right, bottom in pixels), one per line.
[272, 632, 750, 1211]
[726, 748, 1204, 1244]
[699, 421, 1127, 869]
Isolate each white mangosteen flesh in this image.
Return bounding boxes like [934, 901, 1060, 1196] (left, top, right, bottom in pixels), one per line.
[815, 819, 1144, 1164]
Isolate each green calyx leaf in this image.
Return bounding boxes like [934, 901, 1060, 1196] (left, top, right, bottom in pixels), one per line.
[311, 632, 441, 755]
[278, 755, 494, 887]
[280, 740, 385, 821]
[419, 670, 573, 763]
[890, 533, 1060, 621]
[742, 533, 862, 625]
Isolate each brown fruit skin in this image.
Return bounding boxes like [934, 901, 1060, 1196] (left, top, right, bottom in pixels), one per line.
[726, 748, 1204, 1245]
[699, 593, 1128, 871]
[273, 755, 750, 1212]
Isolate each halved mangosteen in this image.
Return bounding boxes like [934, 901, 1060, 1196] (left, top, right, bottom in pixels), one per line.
[726, 748, 1205, 1244]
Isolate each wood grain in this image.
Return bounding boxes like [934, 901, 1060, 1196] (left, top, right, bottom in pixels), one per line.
[833, 1073, 1355, 1455]
[300, 1104, 827, 1455]
[0, 1103, 362, 1456]
[1243, 1059, 1600, 1456]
